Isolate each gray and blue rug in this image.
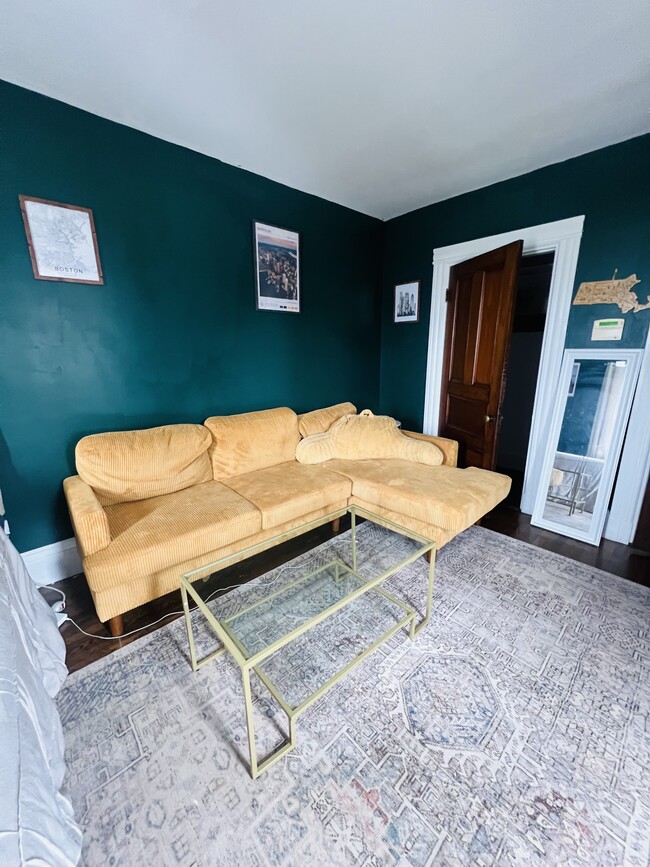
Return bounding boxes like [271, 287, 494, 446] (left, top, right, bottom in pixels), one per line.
[57, 526, 650, 866]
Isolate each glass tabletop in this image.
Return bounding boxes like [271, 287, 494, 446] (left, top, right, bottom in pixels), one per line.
[222, 561, 362, 657]
[181, 506, 434, 666]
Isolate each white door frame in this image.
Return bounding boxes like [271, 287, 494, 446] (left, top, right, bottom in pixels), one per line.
[604, 322, 650, 543]
[422, 215, 585, 515]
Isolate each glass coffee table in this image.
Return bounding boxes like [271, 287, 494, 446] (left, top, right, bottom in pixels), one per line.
[180, 505, 435, 778]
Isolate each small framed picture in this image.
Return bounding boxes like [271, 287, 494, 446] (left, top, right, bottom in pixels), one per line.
[253, 221, 300, 313]
[568, 362, 580, 396]
[19, 195, 103, 284]
[394, 280, 420, 323]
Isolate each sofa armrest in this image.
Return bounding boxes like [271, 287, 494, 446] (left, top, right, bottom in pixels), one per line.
[402, 430, 458, 467]
[63, 475, 111, 558]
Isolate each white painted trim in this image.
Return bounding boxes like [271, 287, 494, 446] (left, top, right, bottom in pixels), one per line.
[422, 216, 585, 515]
[21, 537, 82, 587]
[530, 349, 642, 546]
[604, 325, 650, 543]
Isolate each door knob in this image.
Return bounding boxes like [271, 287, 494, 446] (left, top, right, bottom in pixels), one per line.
[484, 415, 495, 423]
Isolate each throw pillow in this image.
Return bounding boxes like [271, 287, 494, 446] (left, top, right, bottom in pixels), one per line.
[297, 402, 357, 438]
[296, 410, 444, 465]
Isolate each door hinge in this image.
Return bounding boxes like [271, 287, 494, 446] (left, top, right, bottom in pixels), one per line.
[445, 288, 451, 302]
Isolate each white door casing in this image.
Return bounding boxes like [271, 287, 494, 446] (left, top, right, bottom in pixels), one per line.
[423, 216, 585, 516]
[604, 322, 650, 543]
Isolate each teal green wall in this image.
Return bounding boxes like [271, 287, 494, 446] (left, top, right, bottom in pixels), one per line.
[0, 82, 382, 552]
[3, 80, 648, 554]
[380, 135, 650, 429]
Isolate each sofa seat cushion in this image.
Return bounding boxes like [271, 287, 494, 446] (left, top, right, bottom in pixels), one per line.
[326, 460, 511, 534]
[349, 496, 456, 549]
[222, 461, 352, 530]
[85, 481, 262, 591]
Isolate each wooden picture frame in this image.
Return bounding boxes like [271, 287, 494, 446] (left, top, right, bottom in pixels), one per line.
[253, 220, 300, 313]
[394, 280, 420, 323]
[19, 195, 104, 285]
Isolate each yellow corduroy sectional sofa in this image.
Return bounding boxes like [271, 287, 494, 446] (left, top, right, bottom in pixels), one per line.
[63, 402, 510, 634]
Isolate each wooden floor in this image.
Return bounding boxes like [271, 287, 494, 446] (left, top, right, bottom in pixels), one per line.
[482, 504, 649, 584]
[43, 507, 649, 675]
[43, 520, 343, 675]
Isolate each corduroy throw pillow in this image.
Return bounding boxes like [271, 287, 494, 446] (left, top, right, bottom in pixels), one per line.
[297, 402, 357, 438]
[296, 410, 444, 465]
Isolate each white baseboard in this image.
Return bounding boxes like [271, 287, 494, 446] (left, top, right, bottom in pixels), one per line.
[21, 537, 82, 587]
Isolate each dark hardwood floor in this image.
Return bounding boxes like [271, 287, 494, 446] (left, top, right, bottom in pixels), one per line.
[482, 504, 649, 585]
[43, 506, 649, 675]
[42, 520, 344, 674]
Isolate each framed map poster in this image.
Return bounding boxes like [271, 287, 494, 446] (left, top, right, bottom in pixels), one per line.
[19, 195, 104, 284]
[253, 221, 300, 313]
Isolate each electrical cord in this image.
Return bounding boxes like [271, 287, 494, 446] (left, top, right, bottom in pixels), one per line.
[63, 612, 183, 640]
[57, 556, 313, 641]
[60, 583, 239, 641]
[45, 584, 67, 610]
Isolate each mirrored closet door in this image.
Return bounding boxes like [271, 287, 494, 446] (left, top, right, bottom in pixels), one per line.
[531, 348, 642, 545]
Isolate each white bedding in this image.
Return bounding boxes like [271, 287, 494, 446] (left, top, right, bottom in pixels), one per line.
[0, 529, 82, 866]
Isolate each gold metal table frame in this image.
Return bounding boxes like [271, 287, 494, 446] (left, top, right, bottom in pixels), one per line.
[180, 505, 436, 779]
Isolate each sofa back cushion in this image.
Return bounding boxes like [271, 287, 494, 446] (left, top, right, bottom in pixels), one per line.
[297, 402, 357, 438]
[76, 424, 213, 505]
[204, 407, 300, 479]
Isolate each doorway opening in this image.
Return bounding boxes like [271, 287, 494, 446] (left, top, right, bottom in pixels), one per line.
[423, 216, 585, 516]
[425, 216, 647, 545]
[496, 251, 554, 506]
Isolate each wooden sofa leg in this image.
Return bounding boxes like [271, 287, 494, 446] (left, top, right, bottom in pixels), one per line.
[424, 550, 433, 564]
[331, 517, 341, 534]
[106, 615, 124, 637]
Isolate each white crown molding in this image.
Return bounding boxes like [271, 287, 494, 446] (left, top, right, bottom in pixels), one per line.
[21, 537, 82, 587]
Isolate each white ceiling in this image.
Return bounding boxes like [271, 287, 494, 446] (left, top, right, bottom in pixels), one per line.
[3, 0, 649, 219]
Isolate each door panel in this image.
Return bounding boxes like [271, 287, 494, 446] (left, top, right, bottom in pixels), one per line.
[445, 394, 486, 438]
[439, 240, 523, 469]
[451, 275, 474, 382]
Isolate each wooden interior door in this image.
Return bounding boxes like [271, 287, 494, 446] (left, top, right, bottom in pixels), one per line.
[439, 240, 523, 469]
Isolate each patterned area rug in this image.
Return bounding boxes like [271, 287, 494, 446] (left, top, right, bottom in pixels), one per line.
[57, 526, 650, 866]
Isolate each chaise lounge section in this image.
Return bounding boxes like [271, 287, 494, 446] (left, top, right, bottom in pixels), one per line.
[63, 403, 510, 634]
